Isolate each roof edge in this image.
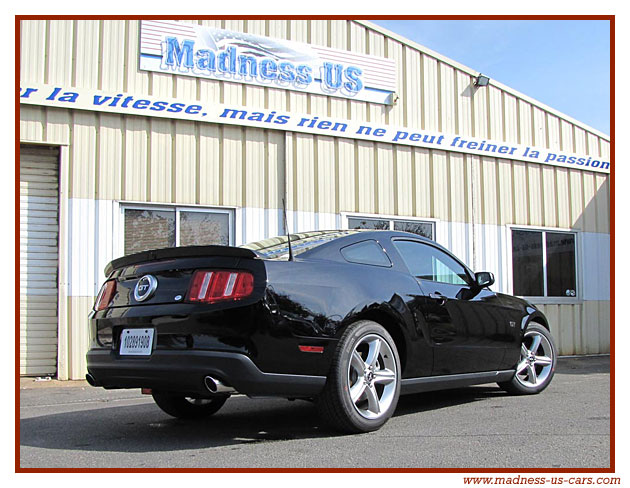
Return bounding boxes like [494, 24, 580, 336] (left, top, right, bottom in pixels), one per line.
[356, 20, 610, 141]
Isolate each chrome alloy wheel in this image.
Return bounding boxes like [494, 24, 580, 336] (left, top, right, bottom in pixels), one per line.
[347, 334, 398, 420]
[515, 329, 554, 389]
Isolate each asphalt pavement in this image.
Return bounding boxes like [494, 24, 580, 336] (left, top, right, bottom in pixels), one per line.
[19, 356, 611, 469]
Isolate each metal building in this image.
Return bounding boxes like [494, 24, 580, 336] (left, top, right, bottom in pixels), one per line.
[19, 19, 611, 380]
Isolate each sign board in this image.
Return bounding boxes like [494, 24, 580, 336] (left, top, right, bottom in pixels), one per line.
[139, 20, 397, 105]
[19, 84, 610, 174]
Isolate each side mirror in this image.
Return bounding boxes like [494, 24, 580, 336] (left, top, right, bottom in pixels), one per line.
[475, 271, 495, 288]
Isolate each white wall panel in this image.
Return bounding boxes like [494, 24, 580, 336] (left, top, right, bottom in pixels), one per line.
[240, 207, 266, 245]
[436, 220, 472, 271]
[287, 210, 340, 235]
[67, 198, 96, 296]
[581, 232, 610, 301]
[475, 223, 508, 294]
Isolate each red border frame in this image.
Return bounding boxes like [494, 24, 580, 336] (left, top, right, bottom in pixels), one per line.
[15, 15, 615, 474]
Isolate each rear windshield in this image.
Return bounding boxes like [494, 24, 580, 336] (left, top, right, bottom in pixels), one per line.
[242, 230, 359, 260]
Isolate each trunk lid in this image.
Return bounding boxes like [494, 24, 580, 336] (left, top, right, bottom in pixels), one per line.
[99, 246, 264, 309]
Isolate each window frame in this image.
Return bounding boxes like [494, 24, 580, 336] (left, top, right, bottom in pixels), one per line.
[119, 202, 236, 255]
[508, 225, 581, 303]
[342, 212, 437, 240]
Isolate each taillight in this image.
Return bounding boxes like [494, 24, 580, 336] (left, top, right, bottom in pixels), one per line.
[188, 270, 254, 303]
[94, 280, 117, 311]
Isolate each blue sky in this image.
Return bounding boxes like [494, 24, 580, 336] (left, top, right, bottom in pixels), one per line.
[372, 20, 611, 135]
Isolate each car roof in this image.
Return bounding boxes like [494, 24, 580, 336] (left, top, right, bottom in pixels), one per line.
[297, 230, 476, 272]
[243, 229, 462, 264]
[293, 229, 448, 258]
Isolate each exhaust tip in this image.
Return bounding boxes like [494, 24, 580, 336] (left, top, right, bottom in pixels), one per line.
[204, 375, 236, 394]
[204, 375, 218, 393]
[85, 373, 96, 386]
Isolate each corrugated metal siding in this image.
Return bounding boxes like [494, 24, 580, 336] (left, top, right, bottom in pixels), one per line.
[538, 301, 610, 356]
[20, 19, 609, 155]
[283, 133, 610, 233]
[20, 19, 611, 378]
[21, 107, 286, 209]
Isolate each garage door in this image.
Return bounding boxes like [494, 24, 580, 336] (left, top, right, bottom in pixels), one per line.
[20, 145, 59, 376]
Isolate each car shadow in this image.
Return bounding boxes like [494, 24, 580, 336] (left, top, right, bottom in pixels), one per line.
[20, 385, 508, 453]
[20, 397, 325, 454]
[393, 385, 507, 418]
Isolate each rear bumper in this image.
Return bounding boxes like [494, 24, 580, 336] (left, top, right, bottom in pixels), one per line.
[86, 349, 326, 398]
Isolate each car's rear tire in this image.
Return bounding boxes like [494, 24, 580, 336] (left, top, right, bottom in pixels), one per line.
[317, 320, 401, 433]
[498, 322, 557, 395]
[152, 392, 229, 419]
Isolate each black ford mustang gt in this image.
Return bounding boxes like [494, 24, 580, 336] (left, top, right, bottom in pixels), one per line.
[86, 230, 557, 433]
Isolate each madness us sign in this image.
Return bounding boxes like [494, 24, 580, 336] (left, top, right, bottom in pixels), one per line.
[139, 20, 397, 104]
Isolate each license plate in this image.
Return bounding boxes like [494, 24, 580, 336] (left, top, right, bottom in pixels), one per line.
[120, 328, 154, 356]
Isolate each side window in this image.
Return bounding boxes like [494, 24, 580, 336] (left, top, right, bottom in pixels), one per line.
[393, 240, 469, 285]
[340, 240, 392, 267]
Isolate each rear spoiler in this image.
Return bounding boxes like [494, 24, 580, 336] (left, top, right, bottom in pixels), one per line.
[105, 245, 257, 276]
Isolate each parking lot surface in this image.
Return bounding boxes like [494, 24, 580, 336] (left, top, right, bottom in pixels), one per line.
[19, 356, 610, 469]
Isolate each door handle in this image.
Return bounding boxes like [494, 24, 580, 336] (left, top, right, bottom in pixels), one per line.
[429, 292, 447, 306]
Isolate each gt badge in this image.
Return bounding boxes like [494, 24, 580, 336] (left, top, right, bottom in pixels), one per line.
[134, 275, 158, 302]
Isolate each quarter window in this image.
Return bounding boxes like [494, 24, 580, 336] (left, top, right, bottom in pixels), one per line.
[348, 216, 434, 239]
[393, 240, 469, 285]
[511, 229, 577, 297]
[123, 206, 232, 255]
[340, 240, 392, 267]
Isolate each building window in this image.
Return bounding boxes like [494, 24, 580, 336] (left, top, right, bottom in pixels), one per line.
[123, 206, 233, 256]
[347, 216, 434, 240]
[511, 229, 577, 297]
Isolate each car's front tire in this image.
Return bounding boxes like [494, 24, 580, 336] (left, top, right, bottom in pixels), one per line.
[317, 320, 401, 433]
[498, 322, 557, 395]
[152, 392, 229, 419]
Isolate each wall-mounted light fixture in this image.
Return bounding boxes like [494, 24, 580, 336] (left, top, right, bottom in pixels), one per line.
[387, 92, 399, 105]
[474, 74, 490, 87]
